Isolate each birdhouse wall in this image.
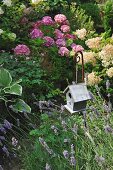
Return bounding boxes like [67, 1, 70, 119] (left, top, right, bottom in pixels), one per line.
[66, 91, 74, 109]
[73, 101, 87, 112]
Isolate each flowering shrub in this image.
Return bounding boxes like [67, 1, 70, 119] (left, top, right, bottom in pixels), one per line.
[28, 13, 84, 58]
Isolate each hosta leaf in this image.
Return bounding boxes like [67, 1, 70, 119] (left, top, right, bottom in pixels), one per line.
[12, 99, 31, 113]
[4, 84, 22, 96]
[0, 68, 12, 87]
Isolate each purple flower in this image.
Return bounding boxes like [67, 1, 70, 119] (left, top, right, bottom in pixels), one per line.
[43, 36, 55, 47]
[58, 47, 69, 56]
[54, 29, 64, 39]
[60, 25, 70, 33]
[104, 125, 113, 134]
[42, 16, 54, 25]
[65, 34, 76, 39]
[56, 39, 66, 47]
[62, 20, 70, 25]
[3, 120, 12, 130]
[0, 126, 6, 134]
[2, 146, 9, 157]
[30, 28, 44, 39]
[71, 43, 84, 52]
[63, 150, 69, 159]
[32, 20, 42, 28]
[14, 44, 30, 56]
[70, 156, 76, 166]
[0, 136, 5, 140]
[54, 14, 67, 24]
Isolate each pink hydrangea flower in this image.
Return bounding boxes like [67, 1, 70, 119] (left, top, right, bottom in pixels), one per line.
[56, 39, 66, 47]
[71, 43, 84, 52]
[43, 36, 55, 47]
[14, 44, 30, 56]
[60, 25, 70, 33]
[32, 20, 42, 28]
[54, 29, 64, 39]
[54, 14, 67, 24]
[42, 16, 54, 25]
[62, 20, 70, 25]
[65, 34, 76, 39]
[30, 28, 44, 39]
[58, 47, 69, 56]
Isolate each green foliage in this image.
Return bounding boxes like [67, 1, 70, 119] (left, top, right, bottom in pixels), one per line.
[81, 3, 101, 28]
[21, 92, 113, 170]
[62, 4, 94, 32]
[11, 99, 31, 113]
[0, 68, 31, 113]
[0, 68, 22, 98]
[103, 0, 113, 38]
[0, 2, 46, 51]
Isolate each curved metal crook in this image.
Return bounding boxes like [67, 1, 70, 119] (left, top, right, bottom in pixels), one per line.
[73, 51, 84, 83]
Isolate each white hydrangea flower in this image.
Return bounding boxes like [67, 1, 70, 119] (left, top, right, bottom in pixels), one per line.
[0, 29, 4, 35]
[106, 67, 113, 78]
[0, 7, 4, 15]
[88, 72, 102, 86]
[99, 44, 113, 67]
[79, 51, 96, 65]
[85, 37, 101, 49]
[2, 0, 12, 6]
[76, 28, 87, 40]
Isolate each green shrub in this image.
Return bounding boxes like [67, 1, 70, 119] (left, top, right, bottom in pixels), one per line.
[103, 0, 113, 38]
[81, 3, 101, 28]
[62, 3, 94, 31]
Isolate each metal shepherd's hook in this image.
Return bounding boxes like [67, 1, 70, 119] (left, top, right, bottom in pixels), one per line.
[73, 51, 84, 84]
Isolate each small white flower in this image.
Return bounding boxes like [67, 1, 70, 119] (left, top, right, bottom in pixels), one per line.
[2, 0, 12, 6]
[0, 29, 4, 35]
[0, 7, 4, 15]
[45, 163, 51, 170]
[12, 137, 18, 147]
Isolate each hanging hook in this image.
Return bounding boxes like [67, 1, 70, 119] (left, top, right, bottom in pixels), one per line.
[73, 51, 84, 83]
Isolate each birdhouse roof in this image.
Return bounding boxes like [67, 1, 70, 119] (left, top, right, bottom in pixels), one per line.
[64, 83, 91, 102]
